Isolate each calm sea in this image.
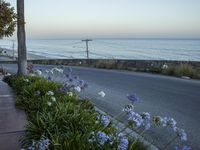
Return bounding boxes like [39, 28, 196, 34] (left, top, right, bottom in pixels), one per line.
[0, 39, 200, 61]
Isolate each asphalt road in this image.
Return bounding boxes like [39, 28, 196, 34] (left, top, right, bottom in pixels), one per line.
[2, 64, 200, 149]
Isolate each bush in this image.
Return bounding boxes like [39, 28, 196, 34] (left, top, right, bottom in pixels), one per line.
[162, 64, 199, 79]
[95, 59, 117, 69]
[4, 75, 146, 150]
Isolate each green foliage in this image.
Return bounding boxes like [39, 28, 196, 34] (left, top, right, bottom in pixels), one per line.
[162, 64, 199, 79]
[95, 59, 117, 69]
[4, 75, 147, 150]
[0, 0, 16, 38]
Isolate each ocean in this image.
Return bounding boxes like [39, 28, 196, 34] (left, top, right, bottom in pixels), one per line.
[0, 39, 200, 61]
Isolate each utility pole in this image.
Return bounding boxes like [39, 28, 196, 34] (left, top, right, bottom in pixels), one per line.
[12, 40, 15, 60]
[82, 39, 92, 59]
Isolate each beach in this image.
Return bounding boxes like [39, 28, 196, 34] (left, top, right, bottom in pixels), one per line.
[0, 47, 47, 61]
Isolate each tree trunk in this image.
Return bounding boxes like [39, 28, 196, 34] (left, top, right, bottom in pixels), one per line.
[17, 0, 27, 75]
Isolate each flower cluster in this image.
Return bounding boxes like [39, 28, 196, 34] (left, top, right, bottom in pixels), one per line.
[34, 90, 41, 96]
[123, 93, 189, 149]
[174, 145, 191, 150]
[25, 138, 50, 150]
[126, 93, 140, 103]
[97, 131, 110, 145]
[23, 78, 29, 83]
[46, 91, 56, 107]
[89, 131, 114, 146]
[117, 133, 129, 150]
[96, 114, 110, 127]
[34, 67, 88, 93]
[153, 116, 187, 141]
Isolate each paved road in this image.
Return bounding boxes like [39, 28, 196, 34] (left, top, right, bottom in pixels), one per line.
[2, 64, 200, 149]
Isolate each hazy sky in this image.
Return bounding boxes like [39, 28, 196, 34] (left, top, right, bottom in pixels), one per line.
[6, 0, 200, 39]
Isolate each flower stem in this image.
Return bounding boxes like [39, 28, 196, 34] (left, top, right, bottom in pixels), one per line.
[162, 136, 178, 150]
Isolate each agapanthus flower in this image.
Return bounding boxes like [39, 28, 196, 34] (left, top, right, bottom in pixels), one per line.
[88, 132, 96, 143]
[98, 91, 106, 98]
[51, 97, 56, 102]
[66, 74, 70, 78]
[127, 111, 143, 127]
[23, 79, 29, 82]
[182, 145, 192, 150]
[67, 92, 73, 97]
[47, 102, 52, 106]
[123, 104, 134, 114]
[48, 76, 52, 81]
[167, 118, 177, 129]
[47, 91, 54, 96]
[141, 112, 151, 129]
[27, 141, 36, 150]
[174, 145, 191, 150]
[35, 70, 42, 76]
[97, 131, 109, 145]
[38, 138, 50, 150]
[126, 93, 140, 103]
[68, 78, 73, 83]
[35, 90, 41, 96]
[74, 75, 79, 80]
[160, 117, 168, 127]
[74, 86, 81, 92]
[51, 68, 63, 75]
[117, 133, 129, 150]
[175, 128, 187, 141]
[101, 115, 110, 127]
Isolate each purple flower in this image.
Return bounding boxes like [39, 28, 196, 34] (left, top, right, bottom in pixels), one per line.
[27, 141, 36, 150]
[175, 128, 187, 141]
[126, 93, 140, 103]
[182, 146, 192, 150]
[141, 112, 151, 129]
[48, 76, 52, 81]
[117, 133, 129, 150]
[123, 104, 134, 114]
[127, 111, 143, 127]
[66, 74, 70, 78]
[101, 115, 110, 127]
[78, 80, 85, 86]
[38, 139, 50, 150]
[174, 145, 191, 150]
[97, 131, 109, 145]
[167, 118, 177, 129]
[74, 75, 79, 80]
[68, 78, 73, 82]
[35, 90, 41, 96]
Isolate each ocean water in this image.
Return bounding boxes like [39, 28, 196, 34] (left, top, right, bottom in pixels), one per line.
[0, 39, 200, 61]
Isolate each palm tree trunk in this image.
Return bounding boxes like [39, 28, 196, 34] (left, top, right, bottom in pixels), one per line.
[17, 0, 27, 75]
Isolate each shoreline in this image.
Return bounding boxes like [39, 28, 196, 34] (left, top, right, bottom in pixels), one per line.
[0, 48, 47, 60]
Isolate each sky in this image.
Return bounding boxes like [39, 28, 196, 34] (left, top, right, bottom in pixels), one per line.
[6, 0, 200, 39]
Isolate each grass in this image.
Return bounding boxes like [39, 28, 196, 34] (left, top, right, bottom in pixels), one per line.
[93, 61, 200, 79]
[162, 64, 199, 79]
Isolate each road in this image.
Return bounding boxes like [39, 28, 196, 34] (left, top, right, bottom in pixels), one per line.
[2, 64, 200, 149]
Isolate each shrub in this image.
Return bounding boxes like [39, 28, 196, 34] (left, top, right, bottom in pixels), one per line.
[5, 75, 147, 150]
[95, 59, 117, 69]
[162, 64, 199, 79]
